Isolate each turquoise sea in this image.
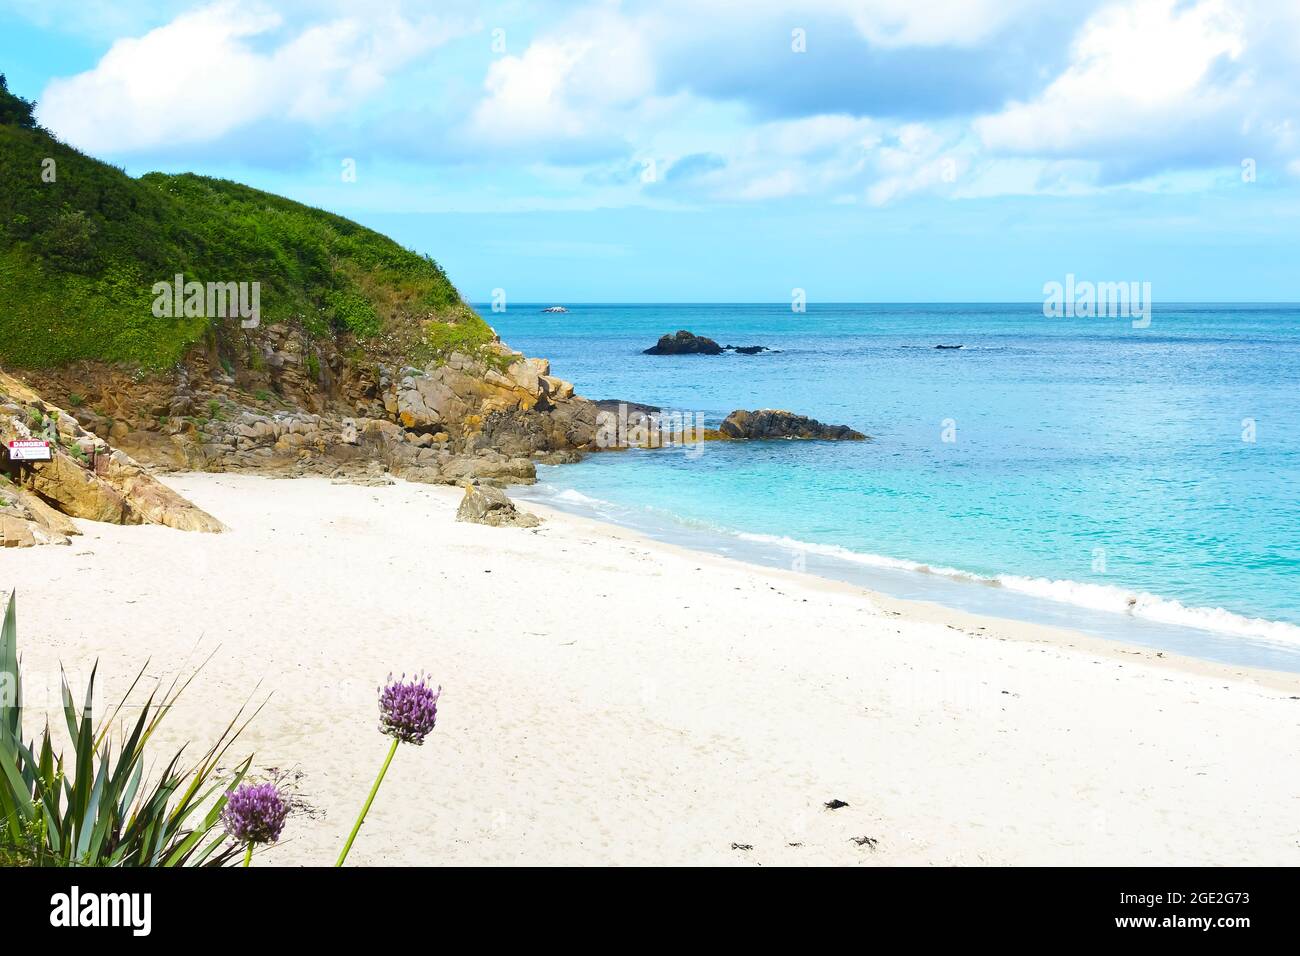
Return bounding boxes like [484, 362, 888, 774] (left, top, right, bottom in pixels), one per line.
[487, 304, 1300, 672]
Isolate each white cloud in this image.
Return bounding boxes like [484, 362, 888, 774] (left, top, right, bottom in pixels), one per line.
[453, 0, 1075, 194]
[643, 114, 882, 202]
[37, 0, 465, 154]
[865, 124, 970, 204]
[975, 0, 1246, 161]
[465, 8, 654, 152]
[762, 114, 881, 157]
[833, 0, 1047, 48]
[479, 0, 1300, 199]
[31, 0, 1300, 203]
[632, 0, 1047, 48]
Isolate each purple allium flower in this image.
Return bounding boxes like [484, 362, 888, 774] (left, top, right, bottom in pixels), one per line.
[379, 673, 441, 745]
[221, 783, 288, 845]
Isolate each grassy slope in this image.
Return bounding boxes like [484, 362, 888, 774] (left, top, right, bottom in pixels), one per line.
[0, 79, 491, 369]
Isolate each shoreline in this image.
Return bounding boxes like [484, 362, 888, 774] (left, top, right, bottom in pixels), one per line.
[5, 471, 1298, 866]
[516, 492, 1300, 694]
[514, 471, 1300, 675]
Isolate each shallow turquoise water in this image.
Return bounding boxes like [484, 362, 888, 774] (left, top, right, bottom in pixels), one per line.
[488, 303, 1300, 667]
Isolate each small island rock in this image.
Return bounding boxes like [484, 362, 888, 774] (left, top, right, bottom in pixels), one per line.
[643, 331, 723, 355]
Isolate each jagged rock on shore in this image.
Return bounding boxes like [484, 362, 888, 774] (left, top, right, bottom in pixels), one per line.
[455, 483, 541, 528]
[12, 324, 606, 493]
[716, 409, 867, 441]
[0, 482, 76, 547]
[0, 371, 225, 546]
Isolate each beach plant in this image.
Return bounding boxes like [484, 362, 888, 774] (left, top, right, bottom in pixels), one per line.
[0, 591, 261, 867]
[221, 782, 288, 866]
[335, 673, 440, 866]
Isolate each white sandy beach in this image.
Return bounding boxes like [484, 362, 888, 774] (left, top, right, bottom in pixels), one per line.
[4, 472, 1298, 866]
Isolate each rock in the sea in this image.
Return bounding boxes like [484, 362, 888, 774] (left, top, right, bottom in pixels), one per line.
[717, 409, 867, 441]
[455, 483, 541, 528]
[643, 331, 723, 355]
[643, 333, 772, 355]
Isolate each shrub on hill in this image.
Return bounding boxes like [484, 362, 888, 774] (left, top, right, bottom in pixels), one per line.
[0, 74, 491, 369]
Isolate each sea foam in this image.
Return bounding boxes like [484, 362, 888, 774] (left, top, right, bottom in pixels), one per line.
[734, 531, 1300, 646]
[529, 479, 1300, 646]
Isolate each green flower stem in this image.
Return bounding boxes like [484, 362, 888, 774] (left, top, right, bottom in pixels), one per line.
[243, 844, 253, 867]
[336, 738, 400, 867]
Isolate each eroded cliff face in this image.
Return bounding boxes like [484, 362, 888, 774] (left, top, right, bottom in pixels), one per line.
[0, 370, 224, 547]
[9, 319, 600, 497]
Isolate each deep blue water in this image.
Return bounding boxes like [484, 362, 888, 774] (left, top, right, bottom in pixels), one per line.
[486, 303, 1300, 670]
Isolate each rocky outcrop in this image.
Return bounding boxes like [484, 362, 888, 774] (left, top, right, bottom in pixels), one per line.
[6, 307, 873, 524]
[0, 481, 76, 548]
[643, 332, 773, 356]
[368, 347, 596, 482]
[14, 318, 602, 492]
[386, 352, 580, 433]
[330, 460, 395, 487]
[643, 331, 723, 355]
[0, 371, 225, 545]
[715, 409, 867, 441]
[454, 483, 541, 528]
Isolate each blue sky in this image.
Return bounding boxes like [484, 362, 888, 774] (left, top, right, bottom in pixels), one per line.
[3, 0, 1299, 301]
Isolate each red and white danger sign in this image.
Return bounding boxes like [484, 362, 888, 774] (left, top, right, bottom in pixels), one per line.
[6, 440, 52, 462]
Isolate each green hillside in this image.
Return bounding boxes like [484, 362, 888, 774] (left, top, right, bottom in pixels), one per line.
[0, 74, 490, 369]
